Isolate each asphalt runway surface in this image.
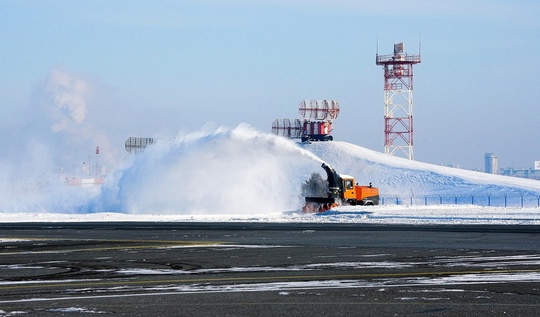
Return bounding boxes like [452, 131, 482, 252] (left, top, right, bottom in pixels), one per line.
[0, 222, 539, 316]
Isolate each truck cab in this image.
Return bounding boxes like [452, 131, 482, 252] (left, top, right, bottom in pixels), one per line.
[341, 176, 379, 206]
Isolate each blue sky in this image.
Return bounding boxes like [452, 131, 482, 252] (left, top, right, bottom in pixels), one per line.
[1, 0, 539, 172]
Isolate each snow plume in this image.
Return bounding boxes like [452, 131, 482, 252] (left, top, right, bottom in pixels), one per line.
[27, 66, 118, 171]
[43, 67, 89, 132]
[0, 67, 121, 213]
[86, 124, 323, 214]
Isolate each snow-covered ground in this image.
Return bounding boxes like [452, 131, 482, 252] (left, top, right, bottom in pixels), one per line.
[1, 204, 540, 225]
[1, 125, 539, 225]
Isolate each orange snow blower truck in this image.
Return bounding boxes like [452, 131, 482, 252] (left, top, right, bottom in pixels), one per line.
[302, 163, 379, 213]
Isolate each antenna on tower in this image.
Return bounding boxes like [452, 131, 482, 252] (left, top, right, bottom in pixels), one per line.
[418, 32, 422, 55]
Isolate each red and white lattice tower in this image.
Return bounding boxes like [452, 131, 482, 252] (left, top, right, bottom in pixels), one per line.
[376, 42, 421, 160]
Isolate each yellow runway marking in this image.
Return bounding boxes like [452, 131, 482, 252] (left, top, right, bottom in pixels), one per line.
[0, 237, 226, 255]
[1, 237, 223, 244]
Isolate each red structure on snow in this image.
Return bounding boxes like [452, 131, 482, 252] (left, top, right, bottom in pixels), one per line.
[272, 100, 340, 142]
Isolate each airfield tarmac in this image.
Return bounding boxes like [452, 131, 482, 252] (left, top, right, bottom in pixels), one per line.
[0, 223, 539, 316]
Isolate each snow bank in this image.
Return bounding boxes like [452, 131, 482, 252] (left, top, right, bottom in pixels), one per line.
[303, 141, 540, 197]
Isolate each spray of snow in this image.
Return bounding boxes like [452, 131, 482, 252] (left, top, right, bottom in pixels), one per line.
[43, 68, 89, 132]
[31, 66, 118, 169]
[84, 124, 323, 214]
[0, 67, 123, 213]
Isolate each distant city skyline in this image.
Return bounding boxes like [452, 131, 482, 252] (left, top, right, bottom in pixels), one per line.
[1, 1, 539, 172]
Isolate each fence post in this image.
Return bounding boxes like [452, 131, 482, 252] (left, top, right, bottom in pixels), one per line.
[454, 196, 457, 204]
[504, 195, 507, 207]
[424, 196, 428, 206]
[439, 196, 442, 204]
[488, 195, 491, 207]
[471, 195, 474, 205]
[396, 196, 399, 205]
[521, 195, 524, 208]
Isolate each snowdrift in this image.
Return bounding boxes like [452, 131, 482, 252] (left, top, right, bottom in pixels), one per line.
[302, 141, 540, 197]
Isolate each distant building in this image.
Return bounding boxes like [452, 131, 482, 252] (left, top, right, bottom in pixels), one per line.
[500, 162, 540, 180]
[441, 163, 460, 169]
[484, 153, 498, 174]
